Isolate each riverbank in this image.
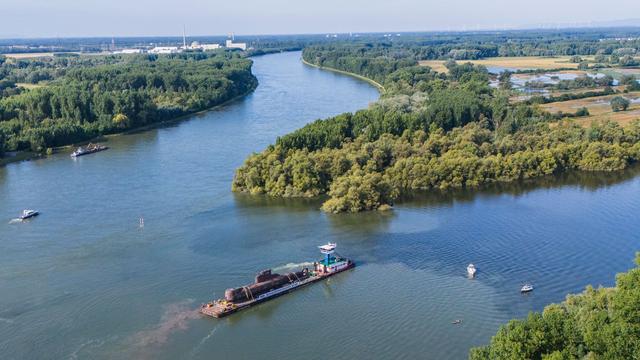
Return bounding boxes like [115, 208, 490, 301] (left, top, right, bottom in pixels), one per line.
[0, 84, 258, 167]
[301, 58, 386, 93]
[0, 151, 42, 167]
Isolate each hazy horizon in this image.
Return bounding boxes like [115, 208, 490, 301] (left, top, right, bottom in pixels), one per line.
[3, 0, 640, 39]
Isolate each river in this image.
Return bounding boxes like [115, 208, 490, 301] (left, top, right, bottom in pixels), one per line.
[1, 51, 639, 359]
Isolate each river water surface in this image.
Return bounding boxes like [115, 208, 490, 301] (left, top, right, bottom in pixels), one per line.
[1, 51, 640, 359]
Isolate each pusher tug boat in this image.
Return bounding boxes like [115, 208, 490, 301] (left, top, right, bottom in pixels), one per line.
[201, 243, 355, 318]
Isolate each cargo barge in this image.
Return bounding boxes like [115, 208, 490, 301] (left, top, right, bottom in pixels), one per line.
[70, 143, 109, 157]
[201, 243, 354, 318]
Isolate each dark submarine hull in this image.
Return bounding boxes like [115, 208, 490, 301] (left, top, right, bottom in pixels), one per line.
[201, 261, 355, 318]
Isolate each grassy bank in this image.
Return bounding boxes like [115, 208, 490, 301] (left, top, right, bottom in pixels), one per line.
[301, 58, 385, 93]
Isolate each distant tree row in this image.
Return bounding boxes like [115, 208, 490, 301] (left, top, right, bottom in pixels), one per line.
[0, 52, 257, 154]
[300, 30, 640, 64]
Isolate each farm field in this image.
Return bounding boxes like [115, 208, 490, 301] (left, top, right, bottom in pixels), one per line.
[598, 67, 640, 79]
[16, 82, 46, 89]
[420, 56, 582, 73]
[4, 52, 56, 58]
[418, 60, 449, 72]
[542, 91, 640, 126]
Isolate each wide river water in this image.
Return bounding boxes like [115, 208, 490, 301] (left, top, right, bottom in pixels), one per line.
[1, 51, 640, 359]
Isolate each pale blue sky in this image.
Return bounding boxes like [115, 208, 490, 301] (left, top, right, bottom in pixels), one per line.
[3, 0, 640, 38]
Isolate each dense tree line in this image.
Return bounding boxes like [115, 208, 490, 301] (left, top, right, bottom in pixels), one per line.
[0, 53, 146, 91]
[525, 74, 614, 91]
[0, 52, 257, 154]
[470, 253, 640, 359]
[303, 45, 419, 84]
[234, 44, 640, 213]
[526, 87, 616, 105]
[300, 28, 640, 65]
[234, 119, 640, 212]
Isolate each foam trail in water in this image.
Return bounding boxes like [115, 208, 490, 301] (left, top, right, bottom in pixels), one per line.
[272, 261, 315, 272]
[68, 338, 110, 360]
[131, 300, 200, 358]
[8, 219, 22, 224]
[188, 325, 220, 358]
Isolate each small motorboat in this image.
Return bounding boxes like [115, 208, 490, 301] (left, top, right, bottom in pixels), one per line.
[521, 284, 534, 293]
[19, 209, 39, 220]
[467, 263, 477, 277]
[452, 319, 463, 325]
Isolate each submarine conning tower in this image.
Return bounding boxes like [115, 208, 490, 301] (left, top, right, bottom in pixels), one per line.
[255, 269, 277, 283]
[223, 268, 310, 303]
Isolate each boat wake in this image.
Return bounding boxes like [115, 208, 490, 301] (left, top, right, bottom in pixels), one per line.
[68, 337, 113, 360]
[188, 325, 220, 358]
[272, 261, 315, 272]
[130, 300, 200, 358]
[8, 219, 22, 224]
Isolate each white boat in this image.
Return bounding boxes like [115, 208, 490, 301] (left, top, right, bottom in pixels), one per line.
[521, 284, 534, 293]
[19, 209, 39, 220]
[467, 264, 476, 277]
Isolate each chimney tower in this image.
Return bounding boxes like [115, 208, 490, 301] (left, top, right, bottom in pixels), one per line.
[183, 25, 187, 48]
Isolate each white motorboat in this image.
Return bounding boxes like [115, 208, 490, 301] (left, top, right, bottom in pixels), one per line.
[467, 263, 476, 277]
[521, 284, 534, 293]
[19, 209, 39, 220]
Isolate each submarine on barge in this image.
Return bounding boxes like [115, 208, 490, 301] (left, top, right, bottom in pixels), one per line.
[201, 243, 354, 318]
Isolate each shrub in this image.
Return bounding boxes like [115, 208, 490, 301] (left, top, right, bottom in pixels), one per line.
[610, 96, 630, 112]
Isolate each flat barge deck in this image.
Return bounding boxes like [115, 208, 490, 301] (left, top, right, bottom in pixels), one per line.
[201, 243, 354, 318]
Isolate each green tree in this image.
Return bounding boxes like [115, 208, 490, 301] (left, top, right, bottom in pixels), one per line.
[570, 55, 583, 63]
[470, 253, 640, 359]
[112, 113, 130, 129]
[610, 96, 630, 112]
[498, 70, 512, 90]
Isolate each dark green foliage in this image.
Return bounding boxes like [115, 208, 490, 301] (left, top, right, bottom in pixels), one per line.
[610, 96, 631, 112]
[469, 253, 640, 359]
[577, 61, 589, 70]
[234, 43, 640, 213]
[498, 70, 512, 90]
[620, 74, 637, 86]
[526, 87, 616, 105]
[620, 74, 640, 91]
[527, 75, 614, 91]
[575, 107, 590, 117]
[302, 45, 419, 84]
[233, 121, 640, 212]
[570, 55, 583, 63]
[0, 52, 257, 153]
[619, 55, 640, 67]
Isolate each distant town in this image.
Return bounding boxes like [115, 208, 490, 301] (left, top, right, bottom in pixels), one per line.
[0, 30, 250, 56]
[116, 31, 247, 54]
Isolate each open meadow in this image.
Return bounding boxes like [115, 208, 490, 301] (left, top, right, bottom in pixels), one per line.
[420, 56, 582, 73]
[542, 91, 640, 126]
[4, 52, 56, 59]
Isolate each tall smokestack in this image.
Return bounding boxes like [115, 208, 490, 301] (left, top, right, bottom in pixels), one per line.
[183, 25, 187, 48]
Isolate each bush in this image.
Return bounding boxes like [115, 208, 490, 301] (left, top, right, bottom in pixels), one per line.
[610, 96, 630, 112]
[575, 107, 590, 117]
